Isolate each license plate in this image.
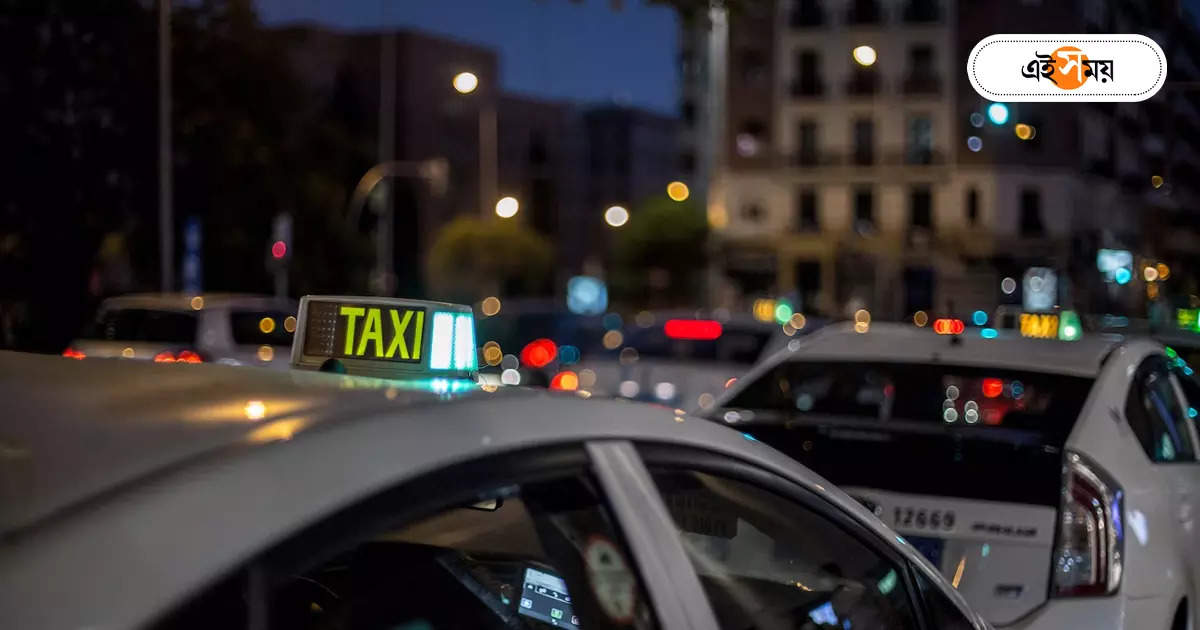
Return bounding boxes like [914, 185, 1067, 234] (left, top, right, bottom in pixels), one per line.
[906, 535, 944, 568]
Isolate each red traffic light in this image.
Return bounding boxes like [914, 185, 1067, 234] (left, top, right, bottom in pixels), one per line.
[271, 240, 287, 259]
[933, 318, 965, 335]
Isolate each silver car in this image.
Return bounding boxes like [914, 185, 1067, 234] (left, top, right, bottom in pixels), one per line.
[64, 293, 297, 367]
[0, 351, 985, 629]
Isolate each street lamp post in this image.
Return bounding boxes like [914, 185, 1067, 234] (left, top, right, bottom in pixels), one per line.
[158, 0, 173, 292]
[453, 72, 498, 220]
[346, 159, 449, 296]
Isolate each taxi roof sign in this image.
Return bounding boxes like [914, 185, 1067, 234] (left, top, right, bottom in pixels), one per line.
[290, 295, 477, 380]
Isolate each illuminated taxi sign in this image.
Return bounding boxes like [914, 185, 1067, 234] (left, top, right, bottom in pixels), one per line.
[1019, 312, 1059, 339]
[291, 295, 477, 379]
[1178, 308, 1200, 331]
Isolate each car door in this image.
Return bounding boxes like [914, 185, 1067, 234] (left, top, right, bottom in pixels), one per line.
[1126, 355, 1200, 605]
[149, 444, 667, 630]
[632, 442, 983, 630]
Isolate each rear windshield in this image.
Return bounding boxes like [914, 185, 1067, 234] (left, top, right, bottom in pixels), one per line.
[230, 311, 295, 346]
[723, 362, 1096, 505]
[85, 308, 198, 343]
[727, 361, 1093, 439]
[625, 326, 770, 364]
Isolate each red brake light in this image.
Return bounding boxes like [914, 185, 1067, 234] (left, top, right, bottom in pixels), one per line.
[1052, 452, 1123, 597]
[550, 370, 579, 391]
[177, 350, 203, 363]
[154, 351, 176, 363]
[982, 378, 1004, 398]
[933, 318, 965, 335]
[62, 347, 86, 360]
[520, 339, 558, 368]
[664, 319, 723, 340]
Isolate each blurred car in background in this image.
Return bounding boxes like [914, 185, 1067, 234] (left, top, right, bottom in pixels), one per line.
[570, 311, 789, 411]
[62, 293, 297, 368]
[708, 322, 1200, 630]
[475, 302, 824, 412]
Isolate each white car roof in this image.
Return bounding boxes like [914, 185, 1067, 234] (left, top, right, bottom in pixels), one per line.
[97, 292, 296, 311]
[0, 351, 983, 628]
[0, 351, 847, 537]
[773, 321, 1125, 378]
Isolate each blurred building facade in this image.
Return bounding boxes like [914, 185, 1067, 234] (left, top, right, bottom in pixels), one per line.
[278, 26, 679, 294]
[695, 0, 1200, 321]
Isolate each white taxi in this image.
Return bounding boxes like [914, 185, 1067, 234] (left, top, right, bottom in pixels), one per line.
[0, 297, 985, 630]
[711, 321, 1200, 630]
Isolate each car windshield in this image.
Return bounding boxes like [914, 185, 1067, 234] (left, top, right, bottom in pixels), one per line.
[229, 310, 295, 346]
[83, 308, 198, 344]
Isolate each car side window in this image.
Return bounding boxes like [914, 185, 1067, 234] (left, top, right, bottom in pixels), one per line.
[153, 454, 657, 630]
[1126, 357, 1197, 462]
[913, 568, 975, 630]
[646, 466, 920, 630]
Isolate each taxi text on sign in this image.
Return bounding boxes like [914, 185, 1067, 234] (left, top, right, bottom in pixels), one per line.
[303, 301, 425, 363]
[1019, 313, 1059, 339]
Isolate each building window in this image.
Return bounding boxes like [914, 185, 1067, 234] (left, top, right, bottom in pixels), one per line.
[906, 116, 933, 164]
[796, 187, 819, 231]
[846, 66, 880, 96]
[736, 120, 768, 157]
[791, 0, 824, 27]
[904, 46, 939, 94]
[1019, 189, 1043, 235]
[854, 186, 875, 233]
[796, 119, 818, 166]
[910, 185, 933, 229]
[679, 50, 699, 79]
[966, 187, 979, 226]
[742, 202, 766, 223]
[852, 118, 874, 165]
[739, 49, 768, 86]
[792, 49, 822, 96]
[903, 0, 940, 22]
[846, 0, 882, 24]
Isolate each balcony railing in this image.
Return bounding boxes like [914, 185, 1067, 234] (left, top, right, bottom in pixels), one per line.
[902, 0, 940, 23]
[845, 72, 881, 96]
[790, 78, 824, 97]
[883, 149, 944, 166]
[851, 148, 874, 166]
[902, 74, 941, 94]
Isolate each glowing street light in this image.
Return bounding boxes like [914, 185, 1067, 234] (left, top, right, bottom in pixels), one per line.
[852, 45, 877, 67]
[495, 196, 519, 218]
[605, 205, 629, 227]
[666, 181, 690, 202]
[452, 71, 479, 94]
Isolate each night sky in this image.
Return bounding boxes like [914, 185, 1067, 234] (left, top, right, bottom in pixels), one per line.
[254, 0, 680, 115]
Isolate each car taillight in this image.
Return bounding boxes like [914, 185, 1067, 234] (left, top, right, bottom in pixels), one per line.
[62, 347, 86, 360]
[154, 350, 203, 364]
[176, 350, 203, 363]
[1052, 451, 1123, 597]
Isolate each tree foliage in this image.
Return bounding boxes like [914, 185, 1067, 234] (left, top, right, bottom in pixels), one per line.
[0, 0, 374, 350]
[426, 217, 555, 303]
[610, 195, 708, 307]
